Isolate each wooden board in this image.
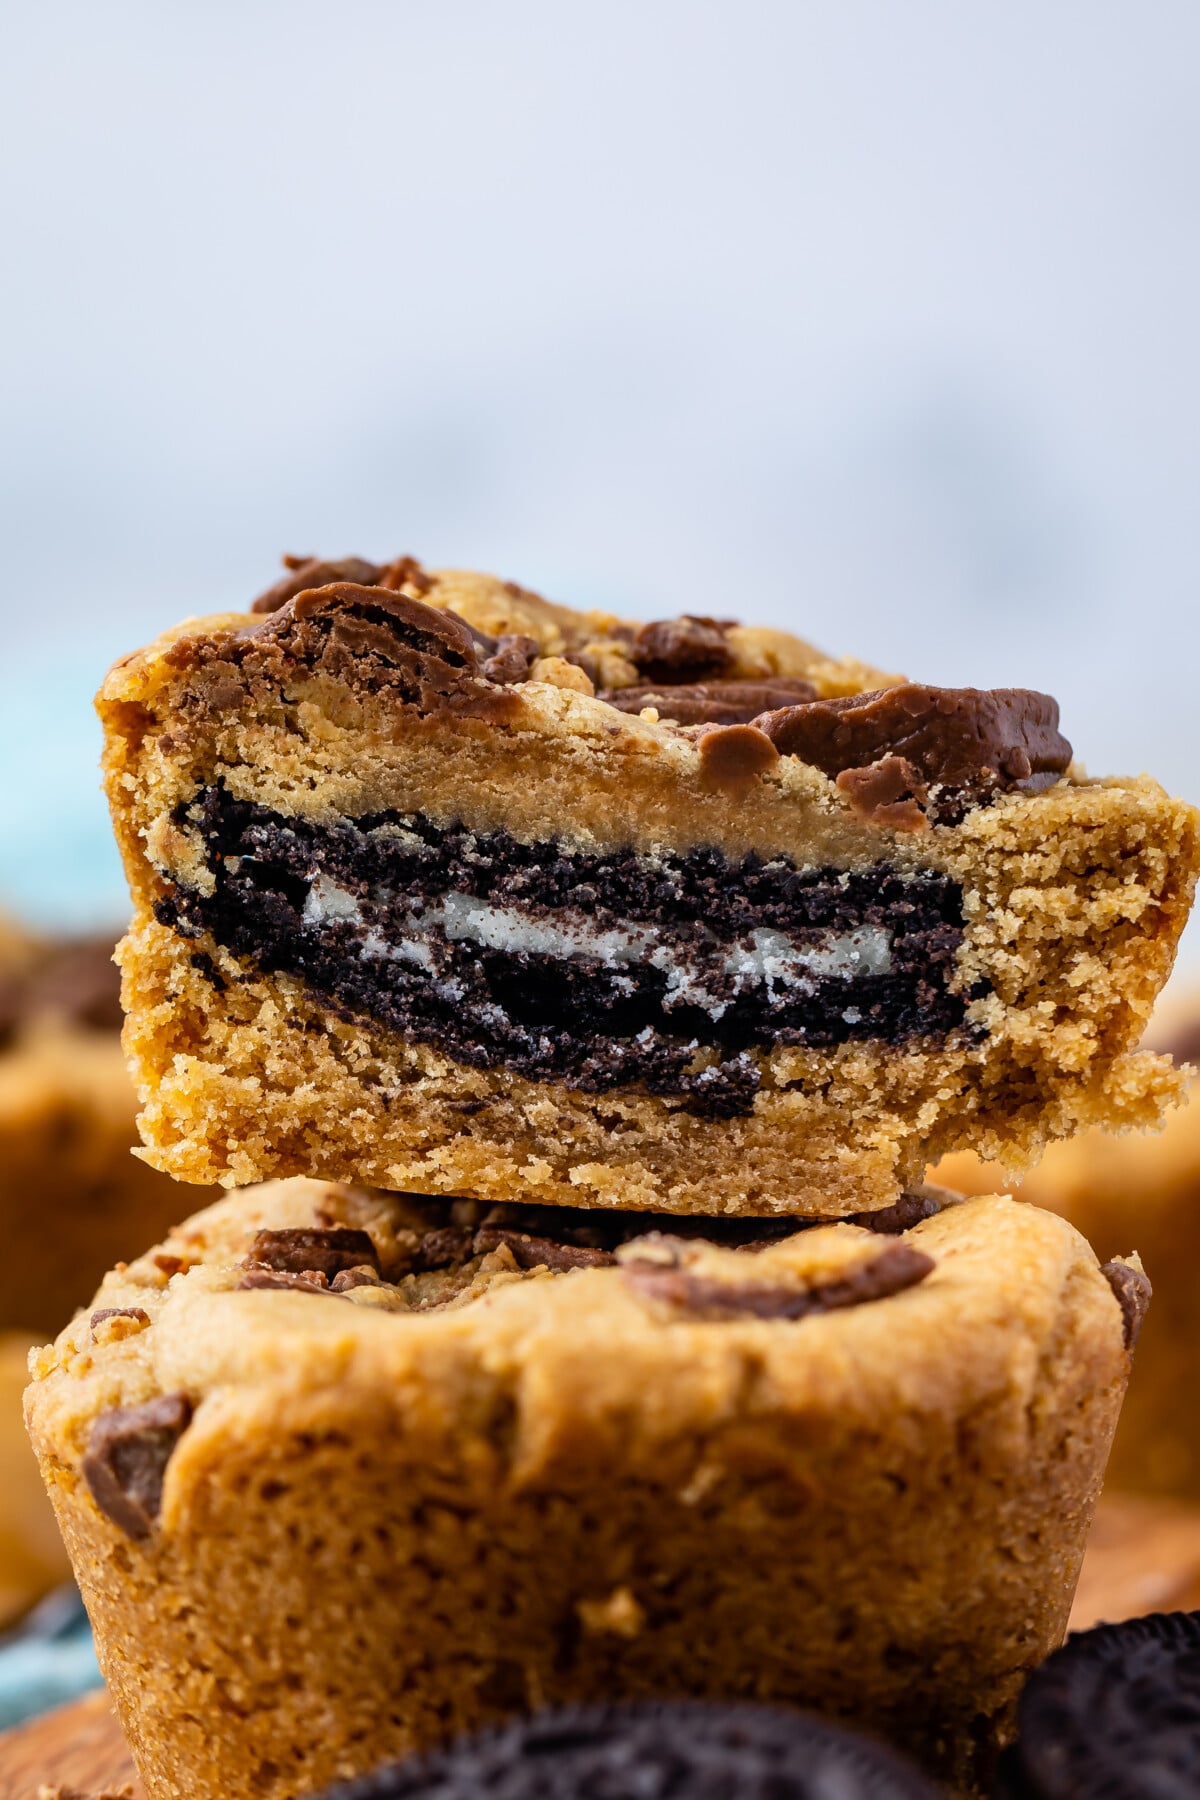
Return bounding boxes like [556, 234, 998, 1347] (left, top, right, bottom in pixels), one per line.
[5, 1490, 1200, 1799]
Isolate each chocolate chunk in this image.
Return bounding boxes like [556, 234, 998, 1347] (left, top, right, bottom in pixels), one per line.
[375, 555, 436, 596]
[81, 1393, 193, 1540]
[628, 616, 736, 685]
[697, 724, 780, 789]
[240, 583, 519, 723]
[472, 1226, 616, 1272]
[237, 1267, 331, 1293]
[330, 1266, 386, 1292]
[246, 1227, 380, 1279]
[754, 684, 1072, 798]
[849, 1186, 955, 1234]
[412, 1225, 478, 1272]
[250, 556, 386, 614]
[836, 757, 929, 830]
[598, 677, 818, 726]
[626, 1241, 933, 1320]
[90, 1306, 150, 1334]
[1100, 1260, 1152, 1351]
[480, 633, 540, 684]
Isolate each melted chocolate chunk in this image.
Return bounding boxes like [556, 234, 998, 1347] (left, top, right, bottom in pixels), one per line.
[246, 1227, 380, 1279]
[599, 677, 817, 726]
[625, 1242, 934, 1320]
[628, 616, 736, 684]
[412, 1225, 478, 1273]
[238, 1267, 331, 1293]
[158, 788, 972, 1114]
[836, 757, 929, 830]
[330, 1266, 386, 1292]
[471, 1227, 616, 1271]
[250, 556, 388, 614]
[755, 684, 1071, 800]
[849, 1186, 955, 1234]
[82, 1393, 193, 1540]
[1101, 1260, 1152, 1351]
[480, 633, 540, 684]
[90, 1306, 150, 1334]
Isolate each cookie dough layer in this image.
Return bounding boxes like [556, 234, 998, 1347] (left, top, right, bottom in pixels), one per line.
[27, 1179, 1137, 1797]
[98, 561, 1198, 1213]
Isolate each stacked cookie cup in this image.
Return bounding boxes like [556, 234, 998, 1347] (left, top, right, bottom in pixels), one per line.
[25, 556, 1200, 1798]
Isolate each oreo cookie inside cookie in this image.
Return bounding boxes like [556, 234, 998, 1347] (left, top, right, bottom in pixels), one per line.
[318, 1701, 940, 1799]
[155, 785, 973, 1116]
[997, 1610, 1200, 1798]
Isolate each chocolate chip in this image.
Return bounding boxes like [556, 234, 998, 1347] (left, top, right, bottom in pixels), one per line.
[481, 634, 540, 684]
[598, 677, 818, 726]
[754, 684, 1072, 798]
[628, 616, 736, 685]
[375, 555, 436, 596]
[239, 583, 521, 724]
[82, 1393, 193, 1540]
[237, 1268, 331, 1293]
[250, 556, 386, 614]
[848, 1186, 953, 1234]
[90, 1306, 150, 1335]
[330, 1265, 386, 1292]
[412, 1225, 477, 1272]
[697, 724, 780, 790]
[1101, 1260, 1152, 1351]
[245, 1227, 380, 1279]
[472, 1226, 616, 1272]
[835, 756, 929, 830]
[625, 1242, 934, 1320]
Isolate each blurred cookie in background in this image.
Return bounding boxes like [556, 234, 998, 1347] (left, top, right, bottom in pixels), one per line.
[0, 915, 208, 1337]
[0, 1334, 69, 1629]
[932, 987, 1200, 1503]
[0, 913, 209, 1631]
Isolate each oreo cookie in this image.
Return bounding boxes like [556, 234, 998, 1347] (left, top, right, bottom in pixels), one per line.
[998, 1610, 1200, 1798]
[318, 1701, 939, 1799]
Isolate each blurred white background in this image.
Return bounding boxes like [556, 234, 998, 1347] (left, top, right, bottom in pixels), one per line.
[1, 1, 1198, 954]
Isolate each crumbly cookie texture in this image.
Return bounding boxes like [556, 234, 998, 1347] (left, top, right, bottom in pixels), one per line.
[27, 1177, 1140, 1796]
[98, 556, 1198, 1214]
[0, 920, 208, 1336]
[933, 992, 1200, 1503]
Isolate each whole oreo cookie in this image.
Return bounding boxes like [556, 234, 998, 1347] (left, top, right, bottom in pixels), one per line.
[998, 1610, 1200, 1798]
[318, 1701, 939, 1799]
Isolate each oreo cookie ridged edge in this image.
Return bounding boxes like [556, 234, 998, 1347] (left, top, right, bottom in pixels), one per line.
[998, 1610, 1200, 1799]
[317, 1700, 940, 1799]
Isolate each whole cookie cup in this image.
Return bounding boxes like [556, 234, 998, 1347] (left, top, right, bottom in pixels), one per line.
[27, 1181, 1141, 1796]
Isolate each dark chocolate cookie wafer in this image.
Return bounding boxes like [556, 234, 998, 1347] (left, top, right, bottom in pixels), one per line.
[997, 1610, 1200, 1798]
[318, 1701, 940, 1799]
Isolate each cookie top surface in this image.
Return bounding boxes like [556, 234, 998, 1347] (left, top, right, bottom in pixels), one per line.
[1000, 1611, 1200, 1799]
[316, 1700, 941, 1800]
[97, 553, 1080, 839]
[26, 1180, 1133, 1545]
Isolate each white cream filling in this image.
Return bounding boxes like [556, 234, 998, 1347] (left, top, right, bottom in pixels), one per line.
[300, 874, 893, 1021]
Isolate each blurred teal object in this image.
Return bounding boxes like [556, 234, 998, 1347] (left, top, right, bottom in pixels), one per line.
[0, 649, 129, 930]
[0, 1587, 102, 1730]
